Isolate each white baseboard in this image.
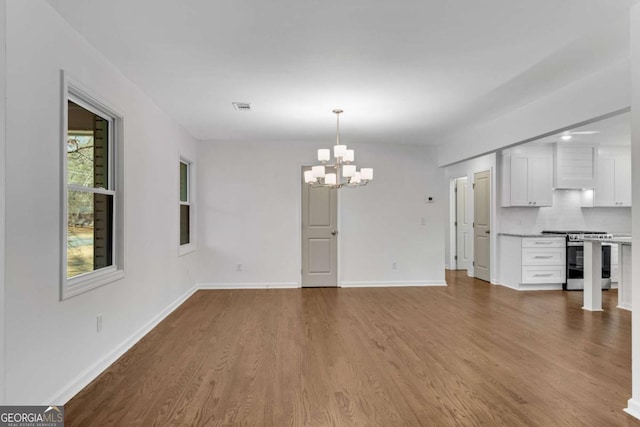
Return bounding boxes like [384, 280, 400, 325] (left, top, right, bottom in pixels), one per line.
[198, 282, 300, 289]
[625, 398, 640, 420]
[617, 304, 632, 311]
[494, 282, 562, 291]
[340, 280, 447, 288]
[49, 285, 198, 405]
[517, 284, 563, 291]
[444, 264, 450, 270]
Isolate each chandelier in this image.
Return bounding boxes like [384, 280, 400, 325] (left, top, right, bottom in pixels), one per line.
[304, 109, 374, 189]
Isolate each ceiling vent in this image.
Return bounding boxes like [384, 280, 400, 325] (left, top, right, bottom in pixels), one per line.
[232, 102, 251, 111]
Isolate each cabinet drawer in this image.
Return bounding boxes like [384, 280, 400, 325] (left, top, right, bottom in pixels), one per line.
[522, 238, 565, 248]
[522, 248, 565, 266]
[522, 266, 566, 284]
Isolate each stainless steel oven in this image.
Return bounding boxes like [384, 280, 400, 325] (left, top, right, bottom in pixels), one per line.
[542, 231, 612, 291]
[566, 241, 611, 291]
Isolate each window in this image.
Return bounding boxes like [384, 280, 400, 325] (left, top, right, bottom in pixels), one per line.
[63, 75, 123, 299]
[179, 159, 195, 255]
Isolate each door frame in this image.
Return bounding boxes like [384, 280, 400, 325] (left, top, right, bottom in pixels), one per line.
[448, 177, 464, 270]
[298, 165, 342, 287]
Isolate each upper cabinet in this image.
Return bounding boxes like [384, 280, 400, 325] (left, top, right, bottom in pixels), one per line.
[554, 143, 596, 189]
[501, 145, 553, 207]
[592, 146, 631, 207]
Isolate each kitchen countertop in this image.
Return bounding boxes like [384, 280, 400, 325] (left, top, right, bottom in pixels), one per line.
[584, 236, 632, 245]
[498, 233, 561, 238]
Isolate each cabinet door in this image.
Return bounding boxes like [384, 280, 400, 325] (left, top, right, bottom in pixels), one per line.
[615, 156, 631, 206]
[594, 157, 616, 207]
[528, 155, 552, 206]
[510, 156, 529, 206]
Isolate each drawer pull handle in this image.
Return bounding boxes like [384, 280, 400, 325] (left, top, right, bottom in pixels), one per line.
[533, 273, 553, 277]
[535, 242, 553, 245]
[533, 256, 553, 259]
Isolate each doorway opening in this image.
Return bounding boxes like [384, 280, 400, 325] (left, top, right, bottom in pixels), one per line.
[301, 167, 338, 287]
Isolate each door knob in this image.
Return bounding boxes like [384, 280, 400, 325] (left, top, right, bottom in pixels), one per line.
[485, 230, 490, 234]
[331, 230, 338, 235]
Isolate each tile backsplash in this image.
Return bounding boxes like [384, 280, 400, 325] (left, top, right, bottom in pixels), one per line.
[500, 190, 631, 234]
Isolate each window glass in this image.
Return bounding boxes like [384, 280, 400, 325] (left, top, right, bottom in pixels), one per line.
[67, 100, 114, 278]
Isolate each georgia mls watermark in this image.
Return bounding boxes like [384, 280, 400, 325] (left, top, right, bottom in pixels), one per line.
[0, 406, 63, 427]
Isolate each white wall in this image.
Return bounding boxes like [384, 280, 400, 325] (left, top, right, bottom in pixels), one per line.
[500, 191, 631, 234]
[4, 1, 198, 404]
[0, 0, 6, 406]
[197, 141, 446, 287]
[443, 153, 497, 282]
[340, 143, 446, 286]
[437, 59, 630, 166]
[627, 3, 640, 420]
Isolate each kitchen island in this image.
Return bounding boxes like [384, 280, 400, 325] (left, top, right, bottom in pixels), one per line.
[583, 237, 632, 311]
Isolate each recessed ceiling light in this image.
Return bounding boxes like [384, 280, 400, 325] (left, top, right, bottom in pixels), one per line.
[560, 135, 572, 141]
[232, 102, 251, 111]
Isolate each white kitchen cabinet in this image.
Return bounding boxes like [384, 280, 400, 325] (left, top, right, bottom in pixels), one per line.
[593, 146, 631, 207]
[499, 235, 566, 290]
[501, 145, 553, 207]
[554, 143, 596, 189]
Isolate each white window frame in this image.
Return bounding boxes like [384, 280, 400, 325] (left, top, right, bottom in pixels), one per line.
[179, 157, 195, 256]
[61, 71, 125, 300]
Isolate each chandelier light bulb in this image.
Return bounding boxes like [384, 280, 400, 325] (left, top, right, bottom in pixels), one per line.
[304, 170, 316, 183]
[361, 168, 373, 180]
[343, 149, 354, 162]
[343, 165, 356, 178]
[318, 149, 330, 162]
[334, 145, 347, 158]
[312, 165, 325, 178]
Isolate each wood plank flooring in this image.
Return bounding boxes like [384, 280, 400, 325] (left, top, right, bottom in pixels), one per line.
[65, 270, 640, 426]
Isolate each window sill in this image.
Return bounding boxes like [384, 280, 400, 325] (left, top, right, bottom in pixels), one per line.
[179, 243, 196, 257]
[62, 269, 125, 300]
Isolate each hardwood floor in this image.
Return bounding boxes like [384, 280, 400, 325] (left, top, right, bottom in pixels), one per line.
[65, 270, 640, 426]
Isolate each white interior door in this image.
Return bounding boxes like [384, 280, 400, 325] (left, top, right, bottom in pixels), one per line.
[455, 177, 470, 270]
[301, 167, 338, 287]
[473, 170, 491, 282]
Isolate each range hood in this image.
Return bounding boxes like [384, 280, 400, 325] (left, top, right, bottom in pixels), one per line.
[554, 143, 595, 190]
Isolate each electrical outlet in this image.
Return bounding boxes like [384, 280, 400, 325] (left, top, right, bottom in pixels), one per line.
[96, 314, 103, 333]
[392, 261, 398, 270]
[236, 263, 242, 272]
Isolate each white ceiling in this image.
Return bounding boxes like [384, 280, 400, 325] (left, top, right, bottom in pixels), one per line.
[46, 0, 636, 146]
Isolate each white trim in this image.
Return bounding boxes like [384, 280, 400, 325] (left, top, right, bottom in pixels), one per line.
[617, 304, 632, 311]
[48, 285, 198, 405]
[449, 177, 458, 270]
[444, 264, 450, 270]
[61, 70, 125, 300]
[625, 398, 640, 421]
[178, 243, 196, 257]
[65, 269, 125, 300]
[495, 282, 563, 291]
[340, 280, 447, 288]
[178, 156, 195, 251]
[199, 282, 300, 289]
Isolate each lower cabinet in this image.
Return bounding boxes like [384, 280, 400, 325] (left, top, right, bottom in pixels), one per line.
[499, 236, 566, 289]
